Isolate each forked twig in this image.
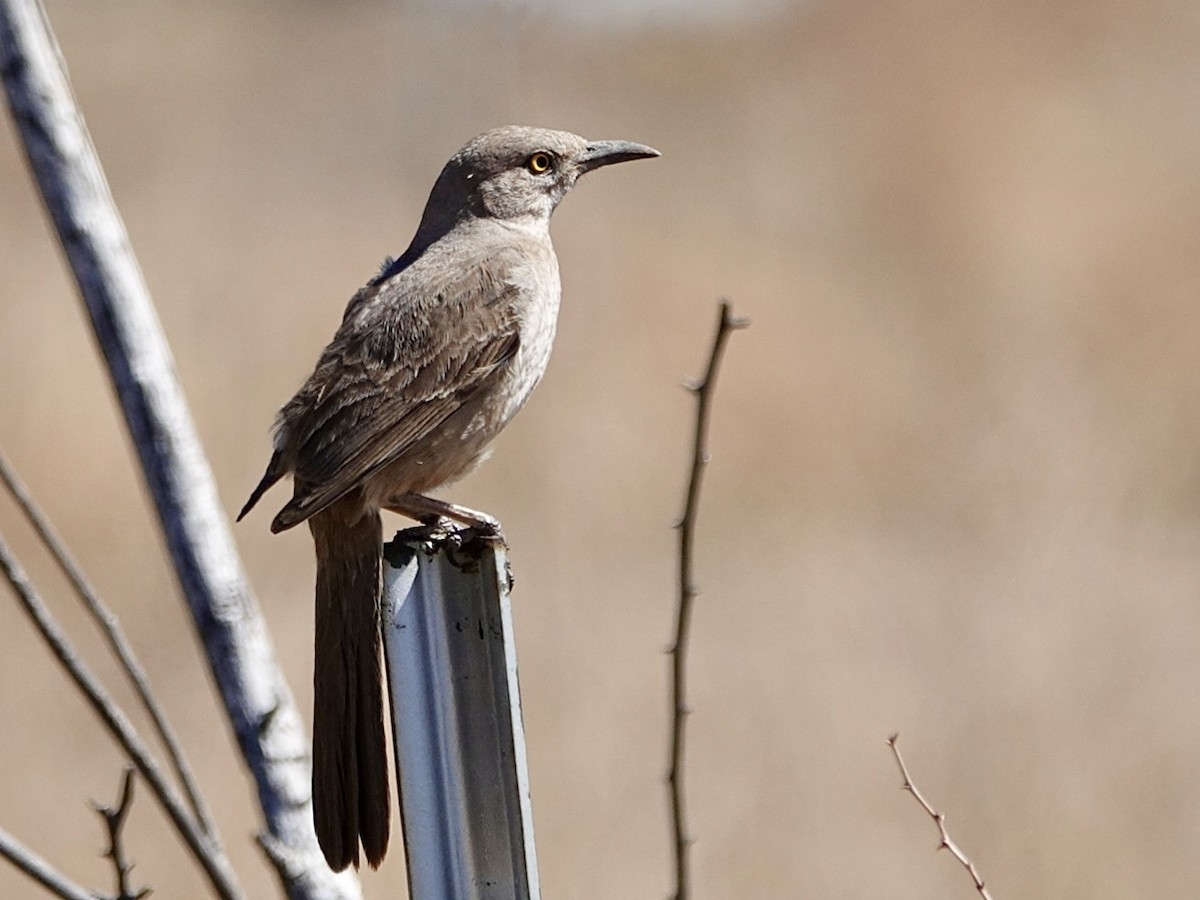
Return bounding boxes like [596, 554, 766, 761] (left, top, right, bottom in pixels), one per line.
[0, 451, 214, 836]
[669, 301, 748, 900]
[887, 734, 994, 899]
[0, 2, 347, 894]
[92, 767, 150, 900]
[0, 769, 152, 899]
[0, 534, 242, 899]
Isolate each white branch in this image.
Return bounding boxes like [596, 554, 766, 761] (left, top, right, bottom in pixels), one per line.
[0, 2, 357, 896]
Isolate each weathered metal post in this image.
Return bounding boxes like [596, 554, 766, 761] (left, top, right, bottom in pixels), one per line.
[382, 529, 540, 900]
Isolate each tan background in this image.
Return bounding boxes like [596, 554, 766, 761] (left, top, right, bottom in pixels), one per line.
[4, 1, 1200, 897]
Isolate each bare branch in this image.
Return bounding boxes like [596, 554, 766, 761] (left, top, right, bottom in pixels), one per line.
[0, 451, 215, 837]
[0, 532, 241, 899]
[887, 734, 994, 899]
[0, 3, 352, 896]
[92, 768, 151, 900]
[0, 827, 94, 900]
[669, 301, 748, 900]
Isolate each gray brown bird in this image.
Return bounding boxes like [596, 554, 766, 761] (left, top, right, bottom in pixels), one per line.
[239, 125, 658, 871]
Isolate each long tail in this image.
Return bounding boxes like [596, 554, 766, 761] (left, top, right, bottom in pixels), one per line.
[308, 498, 390, 871]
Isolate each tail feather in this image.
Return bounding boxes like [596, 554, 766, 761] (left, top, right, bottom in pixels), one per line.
[309, 500, 390, 871]
[238, 450, 285, 522]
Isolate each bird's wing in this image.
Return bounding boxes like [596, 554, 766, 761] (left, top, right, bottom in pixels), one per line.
[270, 245, 528, 531]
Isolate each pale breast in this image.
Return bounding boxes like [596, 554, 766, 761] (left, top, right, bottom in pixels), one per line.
[361, 238, 562, 501]
[456, 242, 561, 448]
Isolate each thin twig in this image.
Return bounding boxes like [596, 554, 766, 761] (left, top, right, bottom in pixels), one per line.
[92, 767, 150, 900]
[0, 532, 243, 900]
[0, 826, 94, 900]
[887, 734, 994, 899]
[669, 301, 748, 900]
[0, 3, 350, 895]
[0, 451, 215, 836]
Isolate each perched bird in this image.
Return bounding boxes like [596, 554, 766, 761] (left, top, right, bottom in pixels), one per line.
[239, 125, 658, 871]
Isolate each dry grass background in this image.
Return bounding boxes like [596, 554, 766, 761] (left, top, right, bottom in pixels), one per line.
[3, 0, 1200, 897]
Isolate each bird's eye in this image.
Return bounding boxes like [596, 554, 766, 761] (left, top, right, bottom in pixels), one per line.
[527, 152, 553, 175]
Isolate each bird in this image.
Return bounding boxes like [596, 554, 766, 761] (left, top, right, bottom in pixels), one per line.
[238, 125, 659, 871]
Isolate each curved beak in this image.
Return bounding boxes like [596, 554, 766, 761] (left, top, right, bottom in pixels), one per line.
[579, 139, 661, 174]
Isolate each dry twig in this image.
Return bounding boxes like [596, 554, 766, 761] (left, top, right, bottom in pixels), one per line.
[1, 768, 153, 899]
[669, 301, 748, 900]
[0, 532, 241, 899]
[0, 452, 214, 836]
[0, 2, 350, 895]
[887, 734, 994, 899]
[93, 768, 151, 900]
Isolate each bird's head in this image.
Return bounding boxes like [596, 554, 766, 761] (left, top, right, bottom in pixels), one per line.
[418, 125, 659, 234]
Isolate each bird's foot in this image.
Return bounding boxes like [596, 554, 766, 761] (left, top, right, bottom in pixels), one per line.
[386, 493, 503, 539]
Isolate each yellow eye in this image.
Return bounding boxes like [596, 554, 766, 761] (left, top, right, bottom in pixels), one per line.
[527, 152, 553, 174]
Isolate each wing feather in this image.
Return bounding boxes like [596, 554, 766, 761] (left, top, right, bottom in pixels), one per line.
[269, 242, 528, 530]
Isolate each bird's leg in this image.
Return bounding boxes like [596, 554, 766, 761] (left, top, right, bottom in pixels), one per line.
[384, 492, 502, 536]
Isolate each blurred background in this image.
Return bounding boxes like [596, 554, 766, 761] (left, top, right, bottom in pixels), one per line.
[4, 0, 1200, 896]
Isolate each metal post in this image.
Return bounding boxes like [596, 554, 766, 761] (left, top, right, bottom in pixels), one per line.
[382, 529, 540, 900]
